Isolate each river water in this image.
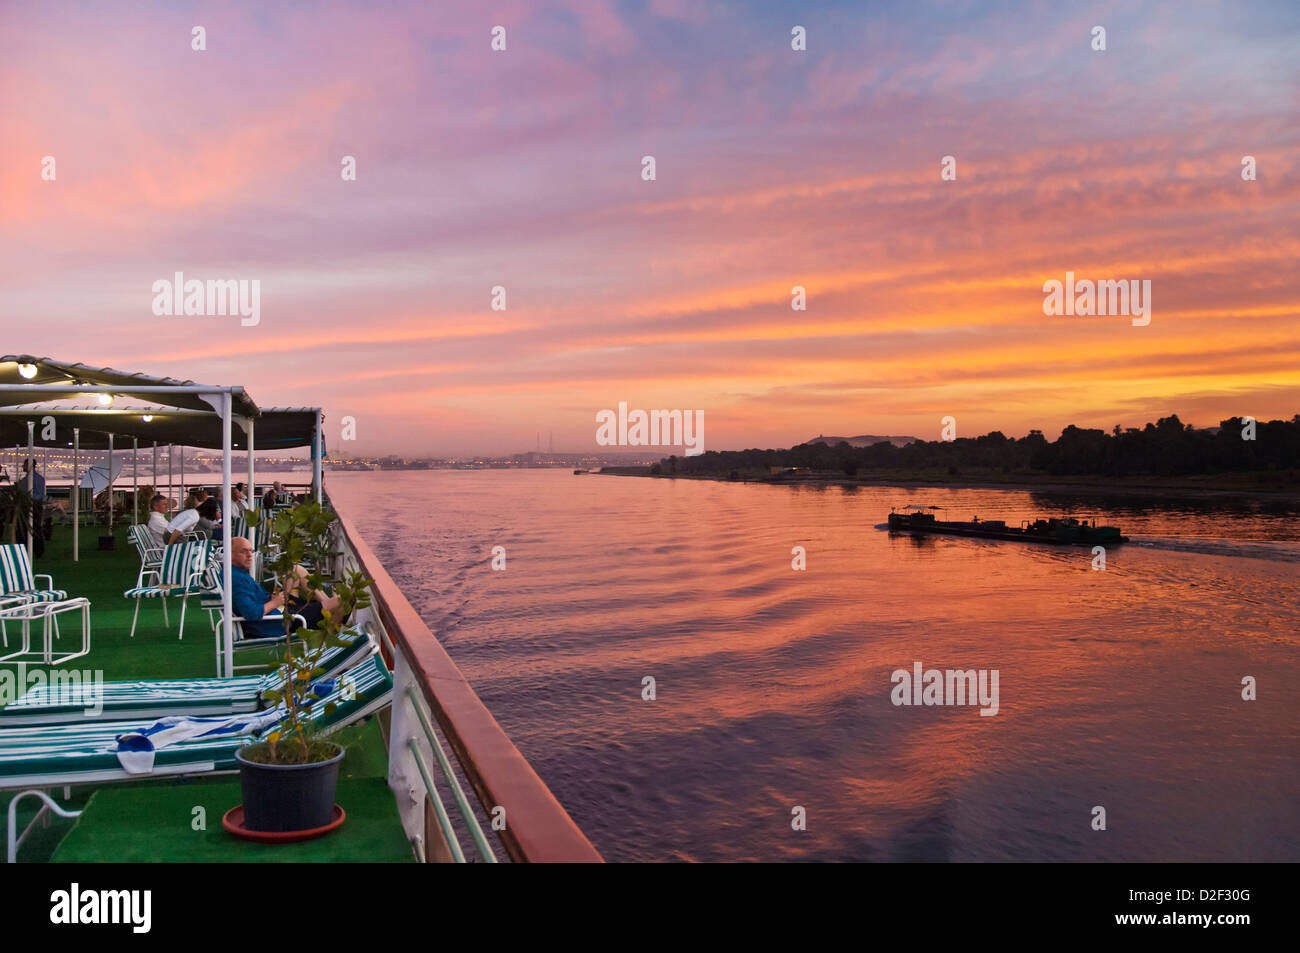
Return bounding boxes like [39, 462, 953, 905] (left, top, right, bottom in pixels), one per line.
[328, 470, 1300, 862]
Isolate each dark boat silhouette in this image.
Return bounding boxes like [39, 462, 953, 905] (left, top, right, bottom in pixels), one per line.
[887, 505, 1128, 545]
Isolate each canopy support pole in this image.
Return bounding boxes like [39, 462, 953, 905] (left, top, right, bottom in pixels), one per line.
[133, 437, 138, 526]
[220, 393, 234, 678]
[247, 418, 255, 506]
[72, 429, 79, 563]
[167, 444, 173, 511]
[25, 421, 34, 565]
[314, 411, 323, 505]
[107, 433, 114, 533]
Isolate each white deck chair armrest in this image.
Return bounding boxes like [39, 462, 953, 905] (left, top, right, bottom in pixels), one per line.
[227, 612, 308, 627]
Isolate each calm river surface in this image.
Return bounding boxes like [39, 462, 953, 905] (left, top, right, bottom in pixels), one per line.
[329, 470, 1300, 862]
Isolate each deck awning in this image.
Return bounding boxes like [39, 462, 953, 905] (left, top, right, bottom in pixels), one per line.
[0, 407, 321, 450]
[0, 356, 321, 450]
[0, 356, 260, 417]
[0, 356, 324, 675]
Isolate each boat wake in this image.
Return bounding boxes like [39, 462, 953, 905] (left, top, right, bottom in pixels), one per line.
[1130, 535, 1300, 563]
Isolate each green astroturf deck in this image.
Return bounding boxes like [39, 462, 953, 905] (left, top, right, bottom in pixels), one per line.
[51, 722, 411, 863]
[1, 523, 407, 863]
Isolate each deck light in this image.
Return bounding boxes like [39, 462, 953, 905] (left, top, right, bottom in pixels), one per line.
[98, 393, 114, 406]
[142, 415, 153, 422]
[18, 363, 38, 379]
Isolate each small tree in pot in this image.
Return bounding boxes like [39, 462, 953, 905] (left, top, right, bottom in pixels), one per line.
[236, 501, 373, 833]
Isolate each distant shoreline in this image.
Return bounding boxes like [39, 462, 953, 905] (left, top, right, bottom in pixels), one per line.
[597, 467, 1300, 503]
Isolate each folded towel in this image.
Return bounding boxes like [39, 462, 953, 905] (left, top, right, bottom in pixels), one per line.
[114, 707, 285, 774]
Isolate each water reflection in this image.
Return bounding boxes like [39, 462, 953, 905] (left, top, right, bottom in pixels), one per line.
[331, 471, 1300, 862]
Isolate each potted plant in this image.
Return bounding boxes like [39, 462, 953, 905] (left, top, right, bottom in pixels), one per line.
[235, 501, 373, 833]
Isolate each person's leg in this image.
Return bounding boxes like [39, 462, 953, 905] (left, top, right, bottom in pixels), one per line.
[286, 596, 325, 631]
[289, 564, 315, 598]
[289, 564, 342, 609]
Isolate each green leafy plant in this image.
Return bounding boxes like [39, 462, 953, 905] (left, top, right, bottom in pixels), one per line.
[134, 485, 155, 525]
[0, 483, 33, 544]
[242, 500, 373, 765]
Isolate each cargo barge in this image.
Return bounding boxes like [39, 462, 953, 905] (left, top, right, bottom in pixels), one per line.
[887, 506, 1128, 545]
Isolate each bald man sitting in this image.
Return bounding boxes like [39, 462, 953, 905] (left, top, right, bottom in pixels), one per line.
[226, 536, 342, 638]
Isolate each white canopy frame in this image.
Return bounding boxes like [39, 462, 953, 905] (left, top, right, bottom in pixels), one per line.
[0, 382, 325, 677]
[0, 383, 242, 676]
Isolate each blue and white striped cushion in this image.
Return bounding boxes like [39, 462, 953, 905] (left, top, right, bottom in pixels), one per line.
[123, 584, 206, 598]
[1, 589, 67, 605]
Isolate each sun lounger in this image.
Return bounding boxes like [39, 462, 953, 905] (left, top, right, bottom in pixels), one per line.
[3, 654, 393, 861]
[0, 627, 375, 725]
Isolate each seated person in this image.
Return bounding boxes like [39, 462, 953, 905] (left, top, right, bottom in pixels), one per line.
[231, 484, 250, 515]
[145, 493, 171, 547]
[262, 486, 279, 510]
[194, 498, 221, 537]
[226, 537, 342, 638]
[165, 500, 202, 544]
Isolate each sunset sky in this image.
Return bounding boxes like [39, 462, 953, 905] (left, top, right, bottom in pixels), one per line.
[2, 1, 1297, 456]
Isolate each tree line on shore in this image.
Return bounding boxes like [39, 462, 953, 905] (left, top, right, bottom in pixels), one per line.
[653, 415, 1300, 478]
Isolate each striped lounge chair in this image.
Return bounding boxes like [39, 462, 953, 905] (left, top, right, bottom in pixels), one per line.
[203, 559, 319, 677]
[0, 543, 67, 609]
[0, 543, 68, 649]
[0, 627, 375, 725]
[231, 509, 256, 545]
[127, 524, 163, 587]
[123, 540, 212, 640]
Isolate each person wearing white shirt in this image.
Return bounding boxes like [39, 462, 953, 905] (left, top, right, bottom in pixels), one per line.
[146, 494, 171, 547]
[166, 505, 201, 544]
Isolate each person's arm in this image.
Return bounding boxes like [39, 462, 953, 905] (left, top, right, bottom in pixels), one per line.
[232, 574, 281, 621]
[167, 530, 181, 545]
[262, 590, 286, 616]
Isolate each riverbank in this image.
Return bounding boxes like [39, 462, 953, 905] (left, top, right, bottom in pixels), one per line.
[597, 466, 1300, 502]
